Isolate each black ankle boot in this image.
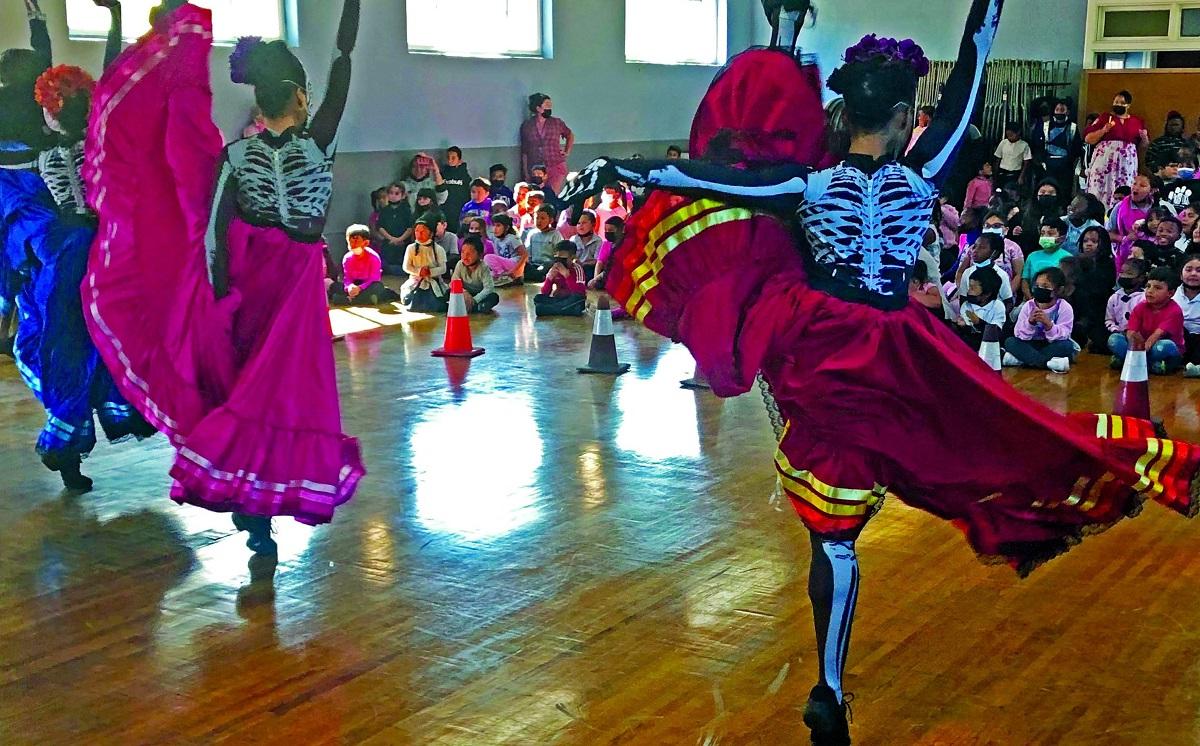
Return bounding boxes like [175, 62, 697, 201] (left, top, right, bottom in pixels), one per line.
[803, 684, 851, 746]
[232, 513, 277, 555]
[45, 453, 93, 493]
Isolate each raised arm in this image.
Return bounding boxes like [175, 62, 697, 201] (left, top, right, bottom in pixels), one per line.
[309, 0, 360, 154]
[904, 0, 1004, 185]
[100, 1, 123, 71]
[25, 0, 52, 71]
[559, 157, 810, 216]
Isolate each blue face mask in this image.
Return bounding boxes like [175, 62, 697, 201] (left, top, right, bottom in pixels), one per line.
[1180, 168, 1196, 181]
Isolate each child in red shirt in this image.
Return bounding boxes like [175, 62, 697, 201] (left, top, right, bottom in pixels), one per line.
[534, 241, 587, 317]
[1111, 265, 1185, 374]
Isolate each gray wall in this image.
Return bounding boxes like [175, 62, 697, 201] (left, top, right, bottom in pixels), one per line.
[2, 0, 1088, 235]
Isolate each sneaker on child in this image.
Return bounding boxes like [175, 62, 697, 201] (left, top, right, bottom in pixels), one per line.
[1046, 357, 1071, 374]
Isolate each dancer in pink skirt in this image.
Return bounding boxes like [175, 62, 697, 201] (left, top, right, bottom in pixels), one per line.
[83, 1, 365, 554]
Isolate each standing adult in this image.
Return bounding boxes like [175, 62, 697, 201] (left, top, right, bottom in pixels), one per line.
[1146, 111, 1188, 174]
[520, 93, 573, 193]
[1083, 90, 1148, 210]
[1030, 100, 1083, 199]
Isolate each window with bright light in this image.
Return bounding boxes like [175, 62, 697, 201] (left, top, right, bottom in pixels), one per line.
[65, 0, 289, 45]
[625, 0, 727, 65]
[406, 0, 548, 58]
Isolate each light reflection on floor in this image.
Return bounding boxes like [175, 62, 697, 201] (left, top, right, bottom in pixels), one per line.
[615, 344, 702, 461]
[411, 392, 545, 542]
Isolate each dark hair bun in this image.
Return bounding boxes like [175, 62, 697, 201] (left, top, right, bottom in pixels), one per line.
[827, 59, 917, 132]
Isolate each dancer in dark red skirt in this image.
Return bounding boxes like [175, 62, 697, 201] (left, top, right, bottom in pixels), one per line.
[562, 1, 1200, 742]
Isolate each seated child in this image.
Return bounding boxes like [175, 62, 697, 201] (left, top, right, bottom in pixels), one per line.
[1106, 258, 1147, 340]
[489, 164, 514, 205]
[1175, 255, 1200, 375]
[956, 264, 1005, 348]
[1020, 217, 1072, 302]
[534, 241, 588, 317]
[459, 178, 494, 228]
[590, 216, 624, 291]
[459, 217, 494, 256]
[524, 203, 560, 282]
[953, 233, 1013, 311]
[519, 191, 546, 234]
[571, 210, 604, 280]
[430, 212, 459, 277]
[1004, 267, 1076, 373]
[484, 214, 527, 285]
[376, 183, 414, 275]
[1110, 266, 1185, 374]
[909, 260, 943, 313]
[401, 213, 449, 313]
[452, 237, 500, 314]
[367, 186, 386, 248]
[341, 225, 393, 306]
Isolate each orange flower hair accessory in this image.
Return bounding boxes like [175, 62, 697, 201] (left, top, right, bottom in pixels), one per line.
[34, 65, 96, 118]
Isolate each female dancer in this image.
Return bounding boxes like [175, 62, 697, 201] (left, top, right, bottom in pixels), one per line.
[0, 0, 149, 491]
[83, 0, 365, 554]
[563, 1, 1200, 742]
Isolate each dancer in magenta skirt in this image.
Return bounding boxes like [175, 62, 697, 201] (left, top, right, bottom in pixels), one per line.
[563, 1, 1200, 742]
[83, 1, 365, 554]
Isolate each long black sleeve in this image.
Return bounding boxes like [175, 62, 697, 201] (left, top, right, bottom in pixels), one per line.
[205, 155, 238, 299]
[28, 7, 52, 72]
[103, 5, 123, 72]
[309, 0, 360, 153]
[904, 0, 1004, 186]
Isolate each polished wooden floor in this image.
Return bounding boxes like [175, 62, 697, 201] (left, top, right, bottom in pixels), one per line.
[3, 286, 1200, 745]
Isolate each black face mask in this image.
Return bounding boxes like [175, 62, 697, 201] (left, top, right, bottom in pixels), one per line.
[965, 294, 984, 306]
[1032, 287, 1054, 303]
[493, 180, 505, 187]
[604, 233, 618, 244]
[555, 256, 571, 266]
[1053, 114, 1068, 123]
[1112, 105, 1128, 116]
[1079, 256, 1096, 271]
[542, 109, 553, 119]
[1037, 195, 1058, 209]
[1117, 276, 1139, 291]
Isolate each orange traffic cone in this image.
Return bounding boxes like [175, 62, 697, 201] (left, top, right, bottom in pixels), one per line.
[978, 324, 1002, 372]
[432, 279, 485, 358]
[578, 295, 630, 375]
[680, 359, 710, 390]
[1113, 340, 1168, 436]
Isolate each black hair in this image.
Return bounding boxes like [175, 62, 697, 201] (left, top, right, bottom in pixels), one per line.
[0, 48, 40, 89]
[554, 240, 577, 255]
[535, 203, 557, 220]
[1079, 226, 1112, 256]
[345, 223, 371, 241]
[917, 105, 936, 117]
[1149, 265, 1179, 290]
[970, 263, 1002, 302]
[237, 40, 307, 119]
[577, 209, 597, 226]
[528, 93, 550, 113]
[666, 144, 683, 155]
[1116, 90, 1133, 105]
[1035, 266, 1067, 290]
[827, 59, 918, 132]
[461, 234, 485, 254]
[606, 216, 626, 231]
[1041, 216, 1068, 235]
[531, 164, 547, 174]
[370, 186, 386, 209]
[975, 232, 1004, 258]
[1035, 176, 1060, 194]
[447, 146, 463, 158]
[1075, 193, 1106, 223]
[982, 209, 1007, 225]
[1160, 216, 1184, 235]
[489, 163, 507, 175]
[492, 213, 515, 236]
[912, 259, 930, 284]
[1123, 257, 1148, 276]
[470, 177, 491, 191]
[1005, 120, 1021, 133]
[1114, 185, 1132, 198]
[56, 92, 92, 139]
[387, 181, 407, 192]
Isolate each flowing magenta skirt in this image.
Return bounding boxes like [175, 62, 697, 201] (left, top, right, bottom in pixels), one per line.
[82, 5, 363, 524]
[608, 191, 1200, 576]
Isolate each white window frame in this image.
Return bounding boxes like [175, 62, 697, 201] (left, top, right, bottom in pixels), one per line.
[624, 0, 728, 67]
[405, 0, 552, 59]
[1085, 0, 1200, 66]
[64, 0, 297, 46]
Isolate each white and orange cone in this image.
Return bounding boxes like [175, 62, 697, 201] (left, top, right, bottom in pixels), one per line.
[578, 295, 630, 375]
[1114, 342, 1151, 421]
[431, 279, 485, 358]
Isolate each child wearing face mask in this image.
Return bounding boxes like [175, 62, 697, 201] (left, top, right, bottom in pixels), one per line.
[489, 164, 514, 205]
[1004, 267, 1076, 373]
[1175, 256, 1200, 375]
[952, 233, 1013, 317]
[955, 211, 1023, 294]
[451, 236, 500, 314]
[413, 188, 438, 220]
[1021, 218, 1072, 302]
[533, 241, 587, 317]
[592, 182, 630, 238]
[590, 216, 625, 291]
[376, 183, 415, 275]
[956, 262, 1005, 348]
[1106, 258, 1147, 339]
[484, 214, 527, 285]
[1111, 266, 1185, 374]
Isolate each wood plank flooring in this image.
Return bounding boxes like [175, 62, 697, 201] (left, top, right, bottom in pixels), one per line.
[2, 286, 1200, 745]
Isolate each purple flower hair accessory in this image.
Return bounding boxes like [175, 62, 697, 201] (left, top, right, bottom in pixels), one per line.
[844, 34, 930, 78]
[229, 36, 263, 85]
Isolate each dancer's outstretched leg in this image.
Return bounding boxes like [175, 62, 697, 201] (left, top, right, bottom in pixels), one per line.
[804, 532, 858, 746]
